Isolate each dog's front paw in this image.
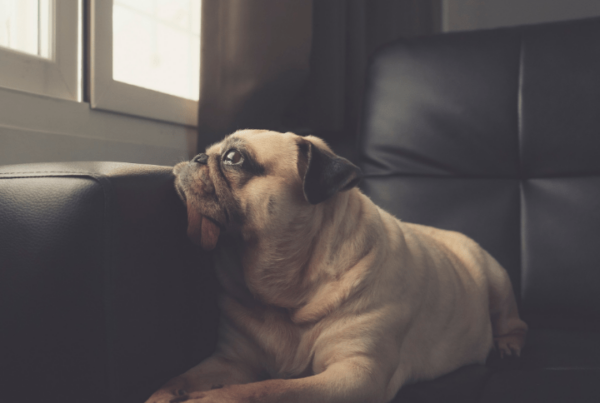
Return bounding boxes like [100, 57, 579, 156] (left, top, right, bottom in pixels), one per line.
[145, 390, 189, 403]
[182, 386, 246, 403]
[144, 393, 187, 403]
[144, 378, 189, 403]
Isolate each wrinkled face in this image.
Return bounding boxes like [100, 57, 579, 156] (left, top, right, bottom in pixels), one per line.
[173, 130, 307, 250]
[174, 129, 362, 250]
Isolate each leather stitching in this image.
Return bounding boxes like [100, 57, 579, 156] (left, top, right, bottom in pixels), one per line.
[0, 171, 98, 175]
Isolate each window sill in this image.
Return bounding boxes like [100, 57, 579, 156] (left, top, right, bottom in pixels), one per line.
[0, 86, 197, 166]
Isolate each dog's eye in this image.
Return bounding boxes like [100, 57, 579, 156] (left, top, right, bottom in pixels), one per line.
[223, 150, 243, 165]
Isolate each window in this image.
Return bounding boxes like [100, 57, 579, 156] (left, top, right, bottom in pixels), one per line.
[0, 0, 200, 124]
[0, 0, 51, 58]
[0, 0, 79, 101]
[0, 0, 201, 166]
[90, 0, 200, 126]
[113, 0, 200, 101]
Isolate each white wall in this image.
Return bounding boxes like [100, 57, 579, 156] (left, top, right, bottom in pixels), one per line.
[443, 0, 600, 32]
[0, 87, 197, 167]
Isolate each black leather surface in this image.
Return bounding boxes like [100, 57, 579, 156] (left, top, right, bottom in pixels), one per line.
[0, 177, 107, 403]
[520, 329, 600, 369]
[0, 163, 219, 403]
[522, 178, 600, 331]
[520, 19, 600, 177]
[359, 29, 521, 178]
[392, 364, 493, 403]
[390, 327, 600, 403]
[359, 16, 600, 403]
[480, 369, 600, 403]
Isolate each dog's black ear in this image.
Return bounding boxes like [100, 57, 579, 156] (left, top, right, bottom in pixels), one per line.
[297, 139, 362, 205]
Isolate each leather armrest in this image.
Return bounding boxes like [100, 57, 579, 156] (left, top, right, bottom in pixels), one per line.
[0, 162, 219, 403]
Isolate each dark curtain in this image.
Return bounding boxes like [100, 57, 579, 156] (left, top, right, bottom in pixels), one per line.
[197, 0, 441, 159]
[196, 0, 312, 149]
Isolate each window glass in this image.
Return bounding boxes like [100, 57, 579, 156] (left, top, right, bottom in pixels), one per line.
[0, 0, 51, 58]
[113, 0, 201, 101]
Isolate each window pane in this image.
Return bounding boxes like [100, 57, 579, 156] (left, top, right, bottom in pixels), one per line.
[0, 0, 51, 58]
[113, 0, 201, 101]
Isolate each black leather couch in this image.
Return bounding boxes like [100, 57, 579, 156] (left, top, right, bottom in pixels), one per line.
[0, 163, 220, 403]
[1, 16, 600, 403]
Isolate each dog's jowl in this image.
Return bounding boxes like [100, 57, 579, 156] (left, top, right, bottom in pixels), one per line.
[147, 129, 527, 403]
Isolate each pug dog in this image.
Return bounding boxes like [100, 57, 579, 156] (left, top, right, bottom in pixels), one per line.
[146, 129, 527, 403]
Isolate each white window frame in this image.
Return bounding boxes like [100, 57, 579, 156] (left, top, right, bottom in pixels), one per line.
[0, 0, 198, 167]
[89, 0, 199, 127]
[0, 0, 79, 101]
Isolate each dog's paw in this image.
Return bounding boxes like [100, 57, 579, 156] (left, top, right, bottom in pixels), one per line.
[181, 386, 246, 403]
[494, 329, 526, 358]
[495, 339, 520, 358]
[167, 389, 190, 403]
[144, 378, 189, 403]
[487, 330, 526, 369]
[144, 389, 188, 403]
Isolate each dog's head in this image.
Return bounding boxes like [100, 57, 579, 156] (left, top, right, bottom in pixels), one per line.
[173, 130, 362, 250]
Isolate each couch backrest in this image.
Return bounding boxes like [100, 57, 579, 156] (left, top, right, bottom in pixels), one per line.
[358, 17, 600, 331]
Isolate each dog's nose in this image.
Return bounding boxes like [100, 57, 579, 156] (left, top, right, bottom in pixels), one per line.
[192, 153, 208, 165]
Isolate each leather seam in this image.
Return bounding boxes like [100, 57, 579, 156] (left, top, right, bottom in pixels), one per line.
[361, 173, 600, 180]
[517, 32, 525, 304]
[0, 171, 101, 176]
[517, 34, 524, 180]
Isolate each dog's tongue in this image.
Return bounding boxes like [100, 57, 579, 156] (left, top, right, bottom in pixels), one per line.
[199, 215, 220, 250]
[186, 202, 220, 250]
